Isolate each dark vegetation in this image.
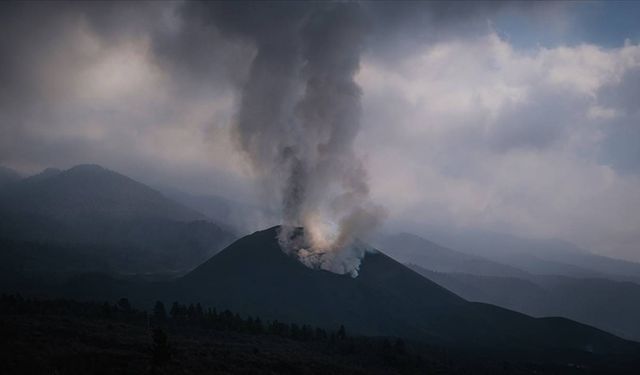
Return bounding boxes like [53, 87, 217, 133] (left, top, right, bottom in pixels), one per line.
[4, 294, 639, 375]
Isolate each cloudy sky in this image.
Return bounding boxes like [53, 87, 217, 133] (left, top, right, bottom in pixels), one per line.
[1, 1, 639, 261]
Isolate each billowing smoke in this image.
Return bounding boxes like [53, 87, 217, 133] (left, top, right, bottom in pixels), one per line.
[212, 2, 384, 276]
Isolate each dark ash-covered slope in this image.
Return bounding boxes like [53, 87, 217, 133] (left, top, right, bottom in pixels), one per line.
[176, 227, 639, 356]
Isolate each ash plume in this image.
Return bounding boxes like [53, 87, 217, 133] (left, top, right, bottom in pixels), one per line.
[212, 2, 384, 276]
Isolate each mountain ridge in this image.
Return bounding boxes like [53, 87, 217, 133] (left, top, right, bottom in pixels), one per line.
[406, 228, 640, 283]
[378, 232, 529, 278]
[409, 263, 640, 342]
[0, 164, 205, 222]
[0, 164, 235, 276]
[0, 166, 22, 189]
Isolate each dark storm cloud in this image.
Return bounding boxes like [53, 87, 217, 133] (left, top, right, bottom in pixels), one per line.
[0, 0, 518, 165]
[0, 0, 580, 206]
[362, 0, 521, 62]
[0, 1, 76, 161]
[0, 1, 250, 167]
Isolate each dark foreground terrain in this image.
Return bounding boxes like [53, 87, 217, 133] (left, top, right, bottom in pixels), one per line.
[1, 296, 639, 375]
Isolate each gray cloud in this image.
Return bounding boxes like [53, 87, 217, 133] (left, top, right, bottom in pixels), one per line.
[487, 87, 585, 153]
[1, 1, 639, 263]
[358, 31, 640, 261]
[0, 0, 518, 171]
[597, 67, 640, 173]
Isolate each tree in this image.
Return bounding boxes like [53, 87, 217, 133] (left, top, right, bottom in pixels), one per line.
[301, 325, 313, 340]
[291, 323, 300, 339]
[195, 303, 204, 322]
[382, 338, 392, 352]
[117, 298, 132, 313]
[205, 308, 218, 329]
[315, 327, 327, 341]
[170, 302, 184, 324]
[152, 301, 167, 327]
[337, 325, 346, 340]
[254, 317, 264, 334]
[101, 302, 113, 318]
[187, 303, 196, 322]
[151, 327, 171, 366]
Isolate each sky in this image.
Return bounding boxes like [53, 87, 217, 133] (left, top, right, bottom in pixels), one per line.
[1, 1, 639, 262]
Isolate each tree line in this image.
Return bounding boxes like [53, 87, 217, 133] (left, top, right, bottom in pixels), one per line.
[152, 300, 346, 342]
[0, 294, 348, 343]
[1, 293, 423, 372]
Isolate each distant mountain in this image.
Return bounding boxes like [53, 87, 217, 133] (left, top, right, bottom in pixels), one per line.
[423, 229, 640, 283]
[535, 249, 640, 283]
[163, 189, 234, 224]
[23, 167, 62, 183]
[0, 164, 204, 222]
[0, 164, 235, 276]
[367, 229, 640, 342]
[161, 187, 274, 235]
[169, 226, 639, 356]
[0, 166, 21, 189]
[409, 264, 640, 342]
[377, 232, 528, 277]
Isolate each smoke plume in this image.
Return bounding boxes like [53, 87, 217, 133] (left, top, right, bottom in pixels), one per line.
[213, 2, 384, 276]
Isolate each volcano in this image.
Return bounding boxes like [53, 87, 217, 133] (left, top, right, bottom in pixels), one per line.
[175, 226, 639, 355]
